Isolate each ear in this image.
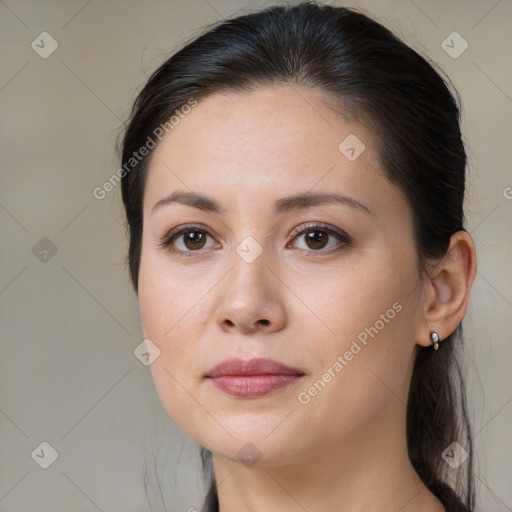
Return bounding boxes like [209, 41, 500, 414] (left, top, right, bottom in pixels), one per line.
[416, 231, 477, 348]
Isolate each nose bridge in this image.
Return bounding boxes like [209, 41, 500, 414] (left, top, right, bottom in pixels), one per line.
[228, 234, 274, 303]
[215, 234, 285, 333]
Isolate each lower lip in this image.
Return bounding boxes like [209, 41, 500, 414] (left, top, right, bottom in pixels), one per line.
[208, 374, 303, 397]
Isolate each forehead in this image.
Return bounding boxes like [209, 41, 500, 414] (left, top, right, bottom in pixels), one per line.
[143, 85, 404, 222]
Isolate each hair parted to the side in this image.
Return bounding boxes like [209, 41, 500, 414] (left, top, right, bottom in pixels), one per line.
[118, 2, 475, 511]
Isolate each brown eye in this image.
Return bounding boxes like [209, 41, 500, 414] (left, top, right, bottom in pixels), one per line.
[289, 223, 352, 254]
[159, 225, 218, 256]
[303, 230, 330, 250]
[182, 231, 207, 250]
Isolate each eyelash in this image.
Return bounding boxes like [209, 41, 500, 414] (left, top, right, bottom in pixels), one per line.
[158, 222, 352, 258]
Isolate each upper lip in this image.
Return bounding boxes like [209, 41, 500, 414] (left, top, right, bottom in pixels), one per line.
[206, 358, 305, 378]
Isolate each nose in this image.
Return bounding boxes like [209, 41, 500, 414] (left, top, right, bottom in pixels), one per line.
[215, 247, 287, 335]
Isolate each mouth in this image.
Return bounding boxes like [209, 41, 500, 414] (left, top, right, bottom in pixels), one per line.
[205, 358, 306, 398]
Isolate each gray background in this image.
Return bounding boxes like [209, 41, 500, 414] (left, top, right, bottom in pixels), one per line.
[1, 0, 511, 511]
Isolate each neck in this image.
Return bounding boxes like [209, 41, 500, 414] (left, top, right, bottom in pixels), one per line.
[211, 400, 444, 512]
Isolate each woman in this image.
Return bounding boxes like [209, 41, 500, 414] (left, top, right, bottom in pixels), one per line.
[119, 2, 477, 511]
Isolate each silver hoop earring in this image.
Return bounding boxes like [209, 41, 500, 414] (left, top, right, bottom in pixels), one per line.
[430, 331, 440, 350]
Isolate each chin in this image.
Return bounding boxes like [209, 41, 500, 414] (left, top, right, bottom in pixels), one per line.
[195, 417, 309, 467]
[210, 438, 302, 468]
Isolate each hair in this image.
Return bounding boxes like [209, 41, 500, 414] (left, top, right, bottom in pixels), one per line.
[118, 2, 475, 510]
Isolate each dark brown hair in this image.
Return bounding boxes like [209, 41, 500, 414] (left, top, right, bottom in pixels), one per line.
[118, 2, 475, 510]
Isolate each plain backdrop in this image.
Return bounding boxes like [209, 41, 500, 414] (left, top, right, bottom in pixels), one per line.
[1, 0, 511, 511]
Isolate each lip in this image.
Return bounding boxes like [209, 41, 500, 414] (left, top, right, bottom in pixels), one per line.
[206, 358, 305, 398]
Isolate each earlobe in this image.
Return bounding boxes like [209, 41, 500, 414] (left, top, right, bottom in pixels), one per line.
[417, 231, 477, 348]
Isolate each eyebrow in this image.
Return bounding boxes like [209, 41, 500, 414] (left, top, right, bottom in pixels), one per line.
[151, 191, 372, 216]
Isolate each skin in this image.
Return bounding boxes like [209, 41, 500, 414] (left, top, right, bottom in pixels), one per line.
[137, 85, 477, 512]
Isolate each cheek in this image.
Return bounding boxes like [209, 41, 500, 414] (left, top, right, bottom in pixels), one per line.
[295, 253, 419, 425]
[137, 247, 215, 344]
[293, 300, 417, 449]
[138, 276, 211, 377]
[137, 255, 213, 431]
[138, 287, 209, 443]
[310, 251, 415, 351]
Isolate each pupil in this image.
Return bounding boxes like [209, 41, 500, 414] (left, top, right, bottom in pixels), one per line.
[185, 231, 205, 249]
[306, 231, 327, 250]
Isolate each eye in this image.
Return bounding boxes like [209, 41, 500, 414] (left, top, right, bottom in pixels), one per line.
[288, 222, 352, 253]
[158, 224, 219, 257]
[159, 222, 352, 257]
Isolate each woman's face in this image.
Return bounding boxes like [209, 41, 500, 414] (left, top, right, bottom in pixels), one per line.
[138, 86, 426, 466]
